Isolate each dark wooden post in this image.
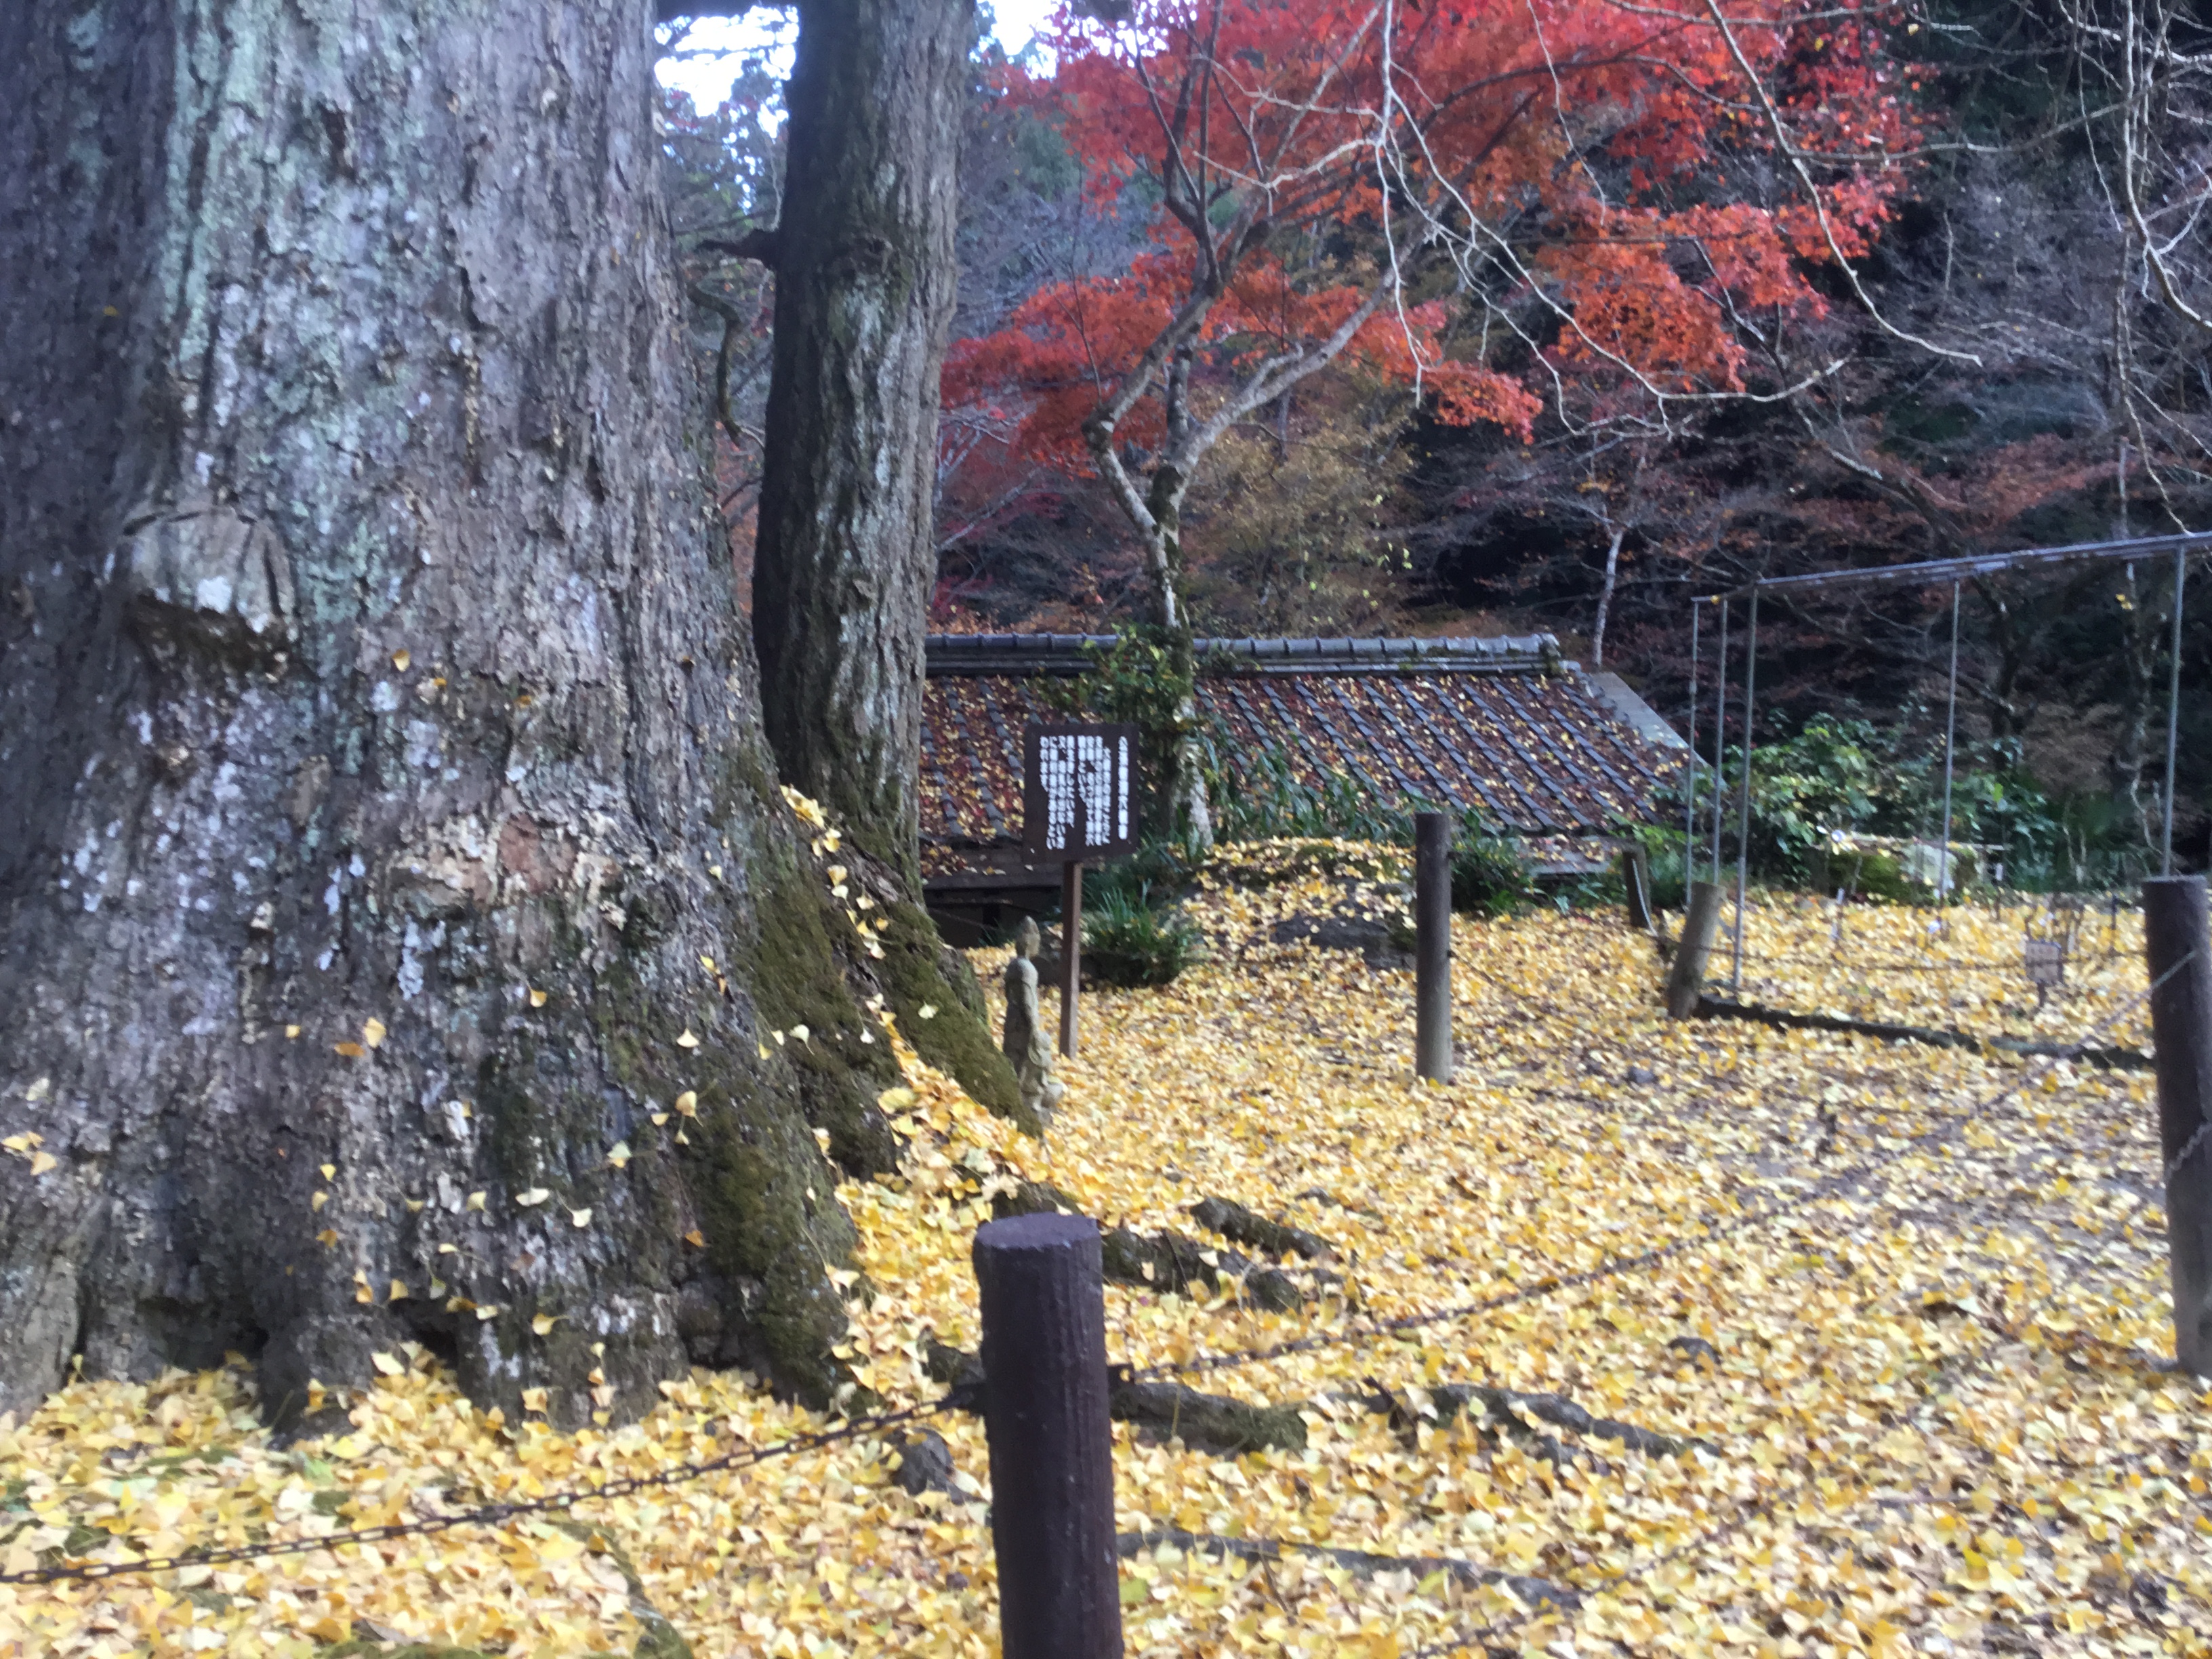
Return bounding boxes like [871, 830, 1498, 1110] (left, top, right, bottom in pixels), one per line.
[2144, 876, 2212, 1375]
[1621, 844, 1654, 934]
[1666, 880, 1723, 1019]
[974, 1213, 1123, 1659]
[1415, 811, 1454, 1082]
[1059, 861, 1083, 1058]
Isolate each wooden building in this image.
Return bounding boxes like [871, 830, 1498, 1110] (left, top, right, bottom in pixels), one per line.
[918, 632, 1685, 922]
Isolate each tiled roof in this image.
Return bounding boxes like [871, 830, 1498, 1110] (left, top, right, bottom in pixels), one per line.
[919, 634, 1684, 865]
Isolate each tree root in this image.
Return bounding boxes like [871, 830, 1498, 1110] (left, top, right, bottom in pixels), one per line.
[990, 1181, 1317, 1311]
[922, 1337, 1305, 1454]
[1189, 1195, 1336, 1261]
[1109, 1379, 1307, 1453]
[1363, 1379, 1717, 1462]
[1101, 1227, 1306, 1311]
[1117, 1529, 1580, 1614]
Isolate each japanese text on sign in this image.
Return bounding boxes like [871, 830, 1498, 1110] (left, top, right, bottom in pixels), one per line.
[1022, 722, 1138, 863]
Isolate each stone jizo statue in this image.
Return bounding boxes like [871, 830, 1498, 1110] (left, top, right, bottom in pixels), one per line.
[1002, 916, 1066, 1121]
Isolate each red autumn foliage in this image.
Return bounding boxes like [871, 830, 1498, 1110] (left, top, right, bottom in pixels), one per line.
[945, 0, 1919, 472]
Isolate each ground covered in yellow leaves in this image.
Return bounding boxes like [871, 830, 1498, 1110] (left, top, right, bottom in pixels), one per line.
[3, 847, 2207, 1659]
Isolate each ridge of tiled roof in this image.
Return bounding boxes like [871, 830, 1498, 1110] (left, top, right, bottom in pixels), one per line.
[924, 632, 1560, 676]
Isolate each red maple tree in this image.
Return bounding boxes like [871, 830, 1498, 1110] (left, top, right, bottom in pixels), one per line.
[944, 0, 1918, 837]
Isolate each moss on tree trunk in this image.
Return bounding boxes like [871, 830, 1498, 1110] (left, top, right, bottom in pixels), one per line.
[0, 0, 897, 1426]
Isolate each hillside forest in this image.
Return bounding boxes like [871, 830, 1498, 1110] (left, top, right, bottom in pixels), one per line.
[668, 0, 2212, 874]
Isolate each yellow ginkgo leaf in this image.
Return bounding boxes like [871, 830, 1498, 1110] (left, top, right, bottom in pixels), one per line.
[683, 1229, 705, 1248]
[362, 1018, 386, 1049]
[516, 1187, 550, 1207]
[388, 1280, 409, 1302]
[522, 1387, 550, 1414]
[466, 1191, 487, 1212]
[28, 1150, 57, 1177]
[674, 1090, 698, 1118]
[675, 1029, 700, 1050]
[529, 988, 548, 1008]
[916, 1004, 938, 1021]
[310, 1191, 329, 1211]
[391, 648, 411, 672]
[531, 1313, 560, 1336]
[569, 1208, 592, 1228]
[474, 1304, 499, 1322]
[333, 1042, 365, 1059]
[607, 1142, 632, 1170]
[790, 1023, 811, 1043]
[370, 1351, 405, 1377]
[319, 1163, 336, 1180]
[315, 1228, 340, 1247]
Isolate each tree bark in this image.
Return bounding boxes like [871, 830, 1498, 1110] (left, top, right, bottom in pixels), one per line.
[0, 0, 896, 1428]
[746, 0, 1027, 1122]
[752, 0, 968, 886]
[1591, 526, 1626, 670]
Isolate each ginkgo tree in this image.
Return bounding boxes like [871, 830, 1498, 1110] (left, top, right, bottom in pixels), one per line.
[945, 0, 1918, 842]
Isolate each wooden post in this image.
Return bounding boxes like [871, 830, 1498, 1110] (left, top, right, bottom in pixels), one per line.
[974, 1213, 1123, 1659]
[2143, 876, 2212, 1375]
[1415, 811, 1453, 1083]
[1621, 844, 1654, 934]
[1059, 861, 1083, 1059]
[1666, 880, 1723, 1019]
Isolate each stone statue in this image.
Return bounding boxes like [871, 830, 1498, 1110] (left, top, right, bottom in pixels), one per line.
[1002, 916, 1066, 1121]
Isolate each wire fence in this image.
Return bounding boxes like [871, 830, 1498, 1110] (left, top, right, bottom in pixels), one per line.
[0, 1395, 956, 1589]
[5, 956, 2199, 1655]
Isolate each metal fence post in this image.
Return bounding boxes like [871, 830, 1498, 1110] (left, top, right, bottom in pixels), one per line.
[1415, 811, 1454, 1082]
[974, 1213, 1123, 1658]
[2144, 876, 2212, 1375]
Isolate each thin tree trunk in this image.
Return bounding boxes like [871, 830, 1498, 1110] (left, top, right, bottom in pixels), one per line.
[1591, 527, 1626, 670]
[0, 0, 897, 1427]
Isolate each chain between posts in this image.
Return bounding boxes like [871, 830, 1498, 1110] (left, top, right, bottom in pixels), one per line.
[1131, 955, 2191, 1389]
[0, 1395, 957, 1588]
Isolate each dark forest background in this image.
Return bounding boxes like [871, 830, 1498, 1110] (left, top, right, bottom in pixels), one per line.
[662, 0, 2212, 873]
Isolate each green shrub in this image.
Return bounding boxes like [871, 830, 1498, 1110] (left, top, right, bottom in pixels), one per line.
[1082, 840, 1195, 912]
[1664, 716, 2152, 897]
[1082, 890, 1205, 987]
[1450, 833, 1537, 917]
[1826, 848, 1916, 903]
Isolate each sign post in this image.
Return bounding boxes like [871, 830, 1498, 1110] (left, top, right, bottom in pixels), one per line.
[1023, 722, 1138, 1057]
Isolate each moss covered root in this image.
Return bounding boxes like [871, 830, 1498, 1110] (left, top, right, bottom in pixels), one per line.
[874, 899, 1034, 1134]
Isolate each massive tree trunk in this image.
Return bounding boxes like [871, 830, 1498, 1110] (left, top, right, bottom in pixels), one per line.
[0, 0, 899, 1428]
[747, 0, 1029, 1124]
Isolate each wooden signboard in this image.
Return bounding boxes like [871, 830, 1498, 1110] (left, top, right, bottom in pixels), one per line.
[1021, 722, 1137, 1057]
[1021, 723, 1138, 863]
